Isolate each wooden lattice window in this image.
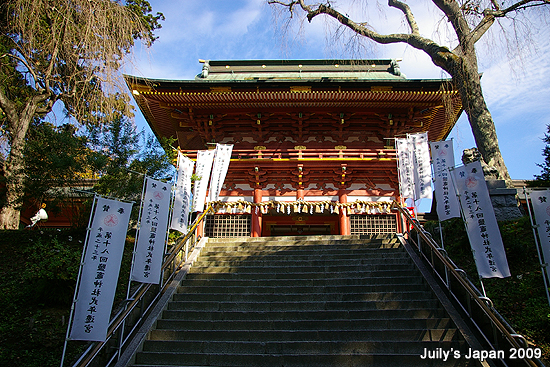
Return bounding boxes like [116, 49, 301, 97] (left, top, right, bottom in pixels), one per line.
[204, 214, 251, 238]
[350, 214, 397, 235]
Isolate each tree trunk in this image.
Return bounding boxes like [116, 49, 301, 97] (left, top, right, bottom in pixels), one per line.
[0, 142, 26, 229]
[0, 105, 36, 229]
[439, 52, 512, 186]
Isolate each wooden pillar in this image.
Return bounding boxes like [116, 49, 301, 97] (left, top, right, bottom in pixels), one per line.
[339, 188, 350, 235]
[251, 188, 263, 237]
[195, 212, 204, 238]
[296, 188, 305, 200]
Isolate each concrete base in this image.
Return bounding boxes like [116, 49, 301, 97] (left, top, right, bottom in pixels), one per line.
[486, 180, 524, 221]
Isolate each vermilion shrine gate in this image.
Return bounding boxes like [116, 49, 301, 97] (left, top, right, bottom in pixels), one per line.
[126, 59, 462, 238]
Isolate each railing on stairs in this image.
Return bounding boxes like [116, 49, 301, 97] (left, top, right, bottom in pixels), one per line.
[392, 201, 545, 367]
[64, 205, 215, 367]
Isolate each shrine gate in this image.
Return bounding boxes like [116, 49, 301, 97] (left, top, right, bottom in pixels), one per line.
[126, 59, 462, 237]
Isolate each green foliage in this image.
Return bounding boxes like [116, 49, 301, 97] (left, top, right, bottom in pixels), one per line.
[91, 117, 175, 204]
[424, 216, 550, 362]
[528, 123, 550, 187]
[0, 229, 136, 367]
[23, 122, 103, 204]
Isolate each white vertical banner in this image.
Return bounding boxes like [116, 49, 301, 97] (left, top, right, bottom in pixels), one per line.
[451, 161, 510, 278]
[430, 140, 461, 221]
[170, 152, 195, 232]
[527, 190, 550, 283]
[70, 197, 132, 341]
[410, 132, 433, 200]
[131, 177, 171, 284]
[396, 138, 414, 199]
[192, 149, 215, 212]
[208, 144, 233, 203]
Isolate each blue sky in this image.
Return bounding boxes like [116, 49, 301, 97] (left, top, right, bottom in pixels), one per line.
[129, 0, 550, 187]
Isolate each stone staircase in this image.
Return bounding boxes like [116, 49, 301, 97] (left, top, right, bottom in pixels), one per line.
[129, 235, 479, 367]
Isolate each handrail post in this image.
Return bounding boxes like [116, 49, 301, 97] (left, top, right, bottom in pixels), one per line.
[391, 200, 541, 367]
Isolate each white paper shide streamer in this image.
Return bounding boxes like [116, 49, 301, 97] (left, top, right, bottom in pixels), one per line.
[192, 149, 215, 212]
[451, 161, 510, 278]
[170, 153, 194, 232]
[208, 144, 233, 203]
[70, 197, 132, 341]
[131, 178, 171, 284]
[430, 140, 460, 221]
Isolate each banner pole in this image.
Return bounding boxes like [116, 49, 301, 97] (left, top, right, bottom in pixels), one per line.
[480, 278, 487, 297]
[524, 187, 550, 307]
[127, 174, 148, 298]
[60, 195, 99, 367]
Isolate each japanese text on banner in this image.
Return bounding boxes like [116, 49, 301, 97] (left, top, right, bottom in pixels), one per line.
[451, 161, 510, 278]
[208, 144, 233, 203]
[170, 153, 194, 233]
[131, 178, 171, 284]
[410, 132, 432, 200]
[396, 138, 414, 199]
[527, 190, 550, 284]
[192, 149, 215, 212]
[430, 140, 460, 221]
[70, 197, 132, 341]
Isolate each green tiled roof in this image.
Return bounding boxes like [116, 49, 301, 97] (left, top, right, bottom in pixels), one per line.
[196, 59, 405, 81]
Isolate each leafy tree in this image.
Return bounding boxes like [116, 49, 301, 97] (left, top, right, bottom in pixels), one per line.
[91, 116, 176, 204]
[269, 0, 550, 187]
[0, 0, 164, 229]
[528, 124, 550, 187]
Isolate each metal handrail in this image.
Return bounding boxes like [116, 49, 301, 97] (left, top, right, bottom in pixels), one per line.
[69, 205, 215, 367]
[392, 201, 543, 367]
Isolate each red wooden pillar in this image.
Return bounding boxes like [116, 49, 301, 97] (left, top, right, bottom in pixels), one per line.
[196, 212, 204, 238]
[338, 188, 350, 235]
[251, 188, 263, 237]
[296, 188, 305, 200]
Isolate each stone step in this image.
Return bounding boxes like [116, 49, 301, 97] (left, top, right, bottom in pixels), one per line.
[165, 299, 440, 312]
[185, 270, 422, 280]
[129, 235, 476, 367]
[155, 317, 454, 331]
[177, 283, 430, 294]
[133, 351, 475, 367]
[200, 246, 404, 256]
[195, 252, 411, 262]
[171, 290, 434, 302]
[141, 339, 465, 355]
[148, 328, 460, 342]
[205, 234, 399, 244]
[181, 275, 426, 287]
[161, 308, 449, 321]
[189, 264, 416, 274]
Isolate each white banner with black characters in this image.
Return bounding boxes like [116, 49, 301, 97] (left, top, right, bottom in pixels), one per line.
[170, 152, 194, 233]
[527, 190, 550, 283]
[396, 138, 414, 199]
[430, 140, 461, 221]
[192, 149, 215, 212]
[131, 177, 171, 284]
[70, 197, 132, 341]
[410, 132, 433, 200]
[451, 161, 510, 278]
[208, 144, 233, 203]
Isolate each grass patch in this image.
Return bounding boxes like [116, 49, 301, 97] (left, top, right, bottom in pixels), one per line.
[0, 229, 135, 367]
[424, 216, 550, 364]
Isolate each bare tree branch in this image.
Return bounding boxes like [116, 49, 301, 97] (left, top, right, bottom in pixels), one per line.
[387, 0, 420, 35]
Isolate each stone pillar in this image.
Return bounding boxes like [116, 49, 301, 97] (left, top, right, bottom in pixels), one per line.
[251, 188, 263, 237]
[339, 188, 350, 235]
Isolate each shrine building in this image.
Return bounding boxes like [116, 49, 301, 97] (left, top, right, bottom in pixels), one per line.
[125, 59, 463, 238]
